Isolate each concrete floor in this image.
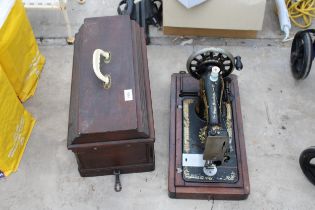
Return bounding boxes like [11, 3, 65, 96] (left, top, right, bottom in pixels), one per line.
[1, 0, 315, 209]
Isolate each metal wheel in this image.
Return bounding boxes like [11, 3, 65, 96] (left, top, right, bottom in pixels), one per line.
[299, 146, 315, 185]
[290, 32, 313, 80]
[186, 48, 235, 80]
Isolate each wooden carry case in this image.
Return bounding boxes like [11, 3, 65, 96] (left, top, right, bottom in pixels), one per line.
[67, 16, 155, 179]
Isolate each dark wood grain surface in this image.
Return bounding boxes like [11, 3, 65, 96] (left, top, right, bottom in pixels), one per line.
[67, 16, 155, 177]
[68, 16, 151, 145]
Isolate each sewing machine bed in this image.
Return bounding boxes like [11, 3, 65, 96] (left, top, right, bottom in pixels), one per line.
[168, 72, 250, 200]
[182, 98, 239, 183]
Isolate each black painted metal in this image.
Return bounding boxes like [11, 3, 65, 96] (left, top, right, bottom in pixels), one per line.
[290, 29, 315, 80]
[300, 147, 315, 185]
[182, 48, 243, 183]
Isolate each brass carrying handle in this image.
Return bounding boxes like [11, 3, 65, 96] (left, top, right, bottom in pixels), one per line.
[93, 49, 112, 89]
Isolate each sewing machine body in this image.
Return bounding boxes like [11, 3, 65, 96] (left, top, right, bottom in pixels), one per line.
[181, 80, 238, 183]
[168, 48, 250, 200]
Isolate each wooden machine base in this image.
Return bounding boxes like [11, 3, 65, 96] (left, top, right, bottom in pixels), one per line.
[168, 73, 250, 200]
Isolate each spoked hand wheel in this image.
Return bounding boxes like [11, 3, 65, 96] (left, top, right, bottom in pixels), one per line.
[186, 48, 243, 80]
[290, 30, 315, 80]
[299, 147, 315, 185]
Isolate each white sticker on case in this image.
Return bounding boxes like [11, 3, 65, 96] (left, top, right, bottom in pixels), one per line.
[124, 89, 133, 101]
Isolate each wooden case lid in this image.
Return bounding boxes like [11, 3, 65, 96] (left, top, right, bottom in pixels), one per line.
[68, 16, 153, 146]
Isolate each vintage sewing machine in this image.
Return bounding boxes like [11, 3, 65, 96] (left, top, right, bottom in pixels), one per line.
[168, 48, 250, 200]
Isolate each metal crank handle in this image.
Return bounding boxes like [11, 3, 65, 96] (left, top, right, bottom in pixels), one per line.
[92, 49, 112, 89]
[235, 56, 243, 71]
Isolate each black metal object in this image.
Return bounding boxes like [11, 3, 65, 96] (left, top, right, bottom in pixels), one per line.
[186, 48, 242, 138]
[181, 48, 243, 182]
[117, 0, 162, 44]
[300, 147, 315, 185]
[291, 29, 315, 80]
